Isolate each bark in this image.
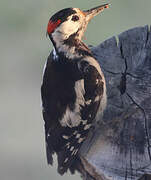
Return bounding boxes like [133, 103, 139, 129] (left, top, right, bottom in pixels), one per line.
[78, 26, 151, 180]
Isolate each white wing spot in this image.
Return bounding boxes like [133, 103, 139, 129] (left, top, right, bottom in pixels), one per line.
[76, 133, 81, 138]
[82, 120, 87, 125]
[66, 142, 70, 149]
[70, 146, 74, 151]
[62, 135, 69, 139]
[86, 99, 91, 105]
[72, 149, 78, 155]
[95, 95, 100, 102]
[73, 131, 78, 135]
[75, 149, 78, 155]
[78, 138, 85, 143]
[84, 124, 91, 130]
[71, 150, 75, 155]
[64, 158, 68, 163]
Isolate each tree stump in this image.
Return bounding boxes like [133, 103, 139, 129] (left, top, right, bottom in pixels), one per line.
[78, 26, 151, 180]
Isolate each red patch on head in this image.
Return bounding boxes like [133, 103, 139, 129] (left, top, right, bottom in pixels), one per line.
[105, 5, 109, 9]
[47, 19, 61, 34]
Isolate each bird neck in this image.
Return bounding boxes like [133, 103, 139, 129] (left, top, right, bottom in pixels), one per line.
[50, 33, 92, 60]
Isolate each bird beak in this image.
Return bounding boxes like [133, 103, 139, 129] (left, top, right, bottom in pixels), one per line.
[84, 3, 110, 22]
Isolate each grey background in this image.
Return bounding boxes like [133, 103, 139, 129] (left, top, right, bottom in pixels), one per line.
[1, 0, 151, 180]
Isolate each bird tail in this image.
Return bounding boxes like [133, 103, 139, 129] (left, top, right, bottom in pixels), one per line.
[46, 120, 91, 175]
[58, 123, 90, 174]
[46, 122, 91, 175]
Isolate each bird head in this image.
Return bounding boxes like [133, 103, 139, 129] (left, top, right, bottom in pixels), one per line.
[47, 4, 109, 49]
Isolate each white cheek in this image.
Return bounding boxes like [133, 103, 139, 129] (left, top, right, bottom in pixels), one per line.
[60, 21, 79, 36]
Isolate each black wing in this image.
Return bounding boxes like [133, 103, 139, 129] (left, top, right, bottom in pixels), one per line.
[41, 54, 105, 174]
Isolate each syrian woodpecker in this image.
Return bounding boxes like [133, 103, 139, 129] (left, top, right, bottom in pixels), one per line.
[41, 4, 109, 175]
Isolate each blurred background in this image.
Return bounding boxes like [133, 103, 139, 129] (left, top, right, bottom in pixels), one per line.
[0, 0, 151, 179]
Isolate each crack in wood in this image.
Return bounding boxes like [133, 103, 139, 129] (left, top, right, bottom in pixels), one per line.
[126, 93, 151, 162]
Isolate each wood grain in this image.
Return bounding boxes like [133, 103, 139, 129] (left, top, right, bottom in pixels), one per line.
[78, 26, 151, 180]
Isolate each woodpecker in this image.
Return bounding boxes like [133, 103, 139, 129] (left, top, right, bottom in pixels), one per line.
[41, 4, 109, 175]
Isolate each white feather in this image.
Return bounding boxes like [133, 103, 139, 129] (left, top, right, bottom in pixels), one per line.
[52, 48, 58, 60]
[42, 59, 48, 77]
[60, 79, 85, 127]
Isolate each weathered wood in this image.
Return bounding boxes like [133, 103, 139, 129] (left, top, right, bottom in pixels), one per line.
[78, 26, 151, 180]
[139, 174, 151, 180]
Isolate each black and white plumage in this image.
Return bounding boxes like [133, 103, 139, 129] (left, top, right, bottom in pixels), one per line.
[41, 4, 109, 175]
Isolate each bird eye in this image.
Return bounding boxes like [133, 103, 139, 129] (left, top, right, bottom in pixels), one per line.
[71, 15, 79, 21]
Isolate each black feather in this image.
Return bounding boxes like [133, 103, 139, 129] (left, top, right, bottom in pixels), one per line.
[50, 8, 76, 24]
[41, 50, 104, 174]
